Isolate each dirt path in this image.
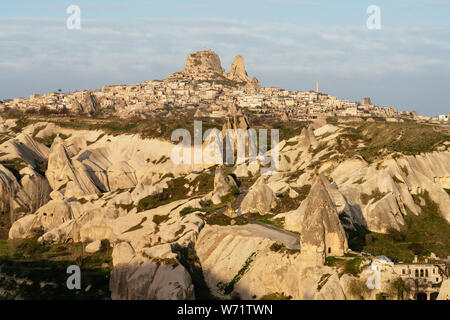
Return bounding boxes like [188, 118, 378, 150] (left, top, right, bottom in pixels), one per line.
[231, 223, 300, 250]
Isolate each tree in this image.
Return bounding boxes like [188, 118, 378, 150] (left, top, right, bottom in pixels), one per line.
[348, 278, 370, 300]
[388, 277, 406, 300]
[408, 242, 425, 255]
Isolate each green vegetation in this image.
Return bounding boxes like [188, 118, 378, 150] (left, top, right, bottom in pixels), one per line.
[363, 190, 450, 262]
[0, 158, 27, 181]
[348, 278, 370, 299]
[10, 118, 33, 133]
[115, 203, 135, 212]
[247, 212, 285, 229]
[137, 174, 216, 213]
[289, 169, 305, 181]
[387, 277, 408, 300]
[400, 165, 409, 176]
[335, 122, 450, 162]
[270, 184, 310, 214]
[445, 189, 450, 195]
[376, 292, 389, 300]
[325, 256, 363, 277]
[34, 133, 70, 148]
[122, 217, 147, 233]
[137, 177, 189, 212]
[179, 206, 199, 216]
[196, 78, 247, 88]
[34, 159, 48, 176]
[317, 273, 332, 291]
[360, 187, 387, 205]
[152, 214, 170, 225]
[260, 293, 292, 300]
[86, 133, 105, 146]
[205, 213, 247, 226]
[174, 225, 186, 237]
[269, 242, 299, 255]
[218, 252, 256, 295]
[0, 238, 112, 299]
[310, 142, 328, 157]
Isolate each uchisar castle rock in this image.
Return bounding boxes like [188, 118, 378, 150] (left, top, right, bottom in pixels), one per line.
[0, 50, 423, 121]
[0, 50, 449, 300]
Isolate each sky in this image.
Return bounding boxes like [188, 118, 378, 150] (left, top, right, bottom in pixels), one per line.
[1, 0, 449, 116]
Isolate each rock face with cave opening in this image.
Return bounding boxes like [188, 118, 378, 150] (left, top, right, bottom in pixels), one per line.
[299, 174, 348, 266]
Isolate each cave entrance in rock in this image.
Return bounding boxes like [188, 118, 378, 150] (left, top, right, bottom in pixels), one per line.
[416, 292, 427, 300]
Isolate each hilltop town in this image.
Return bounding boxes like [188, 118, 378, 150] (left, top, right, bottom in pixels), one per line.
[1, 50, 448, 123]
[0, 50, 449, 301]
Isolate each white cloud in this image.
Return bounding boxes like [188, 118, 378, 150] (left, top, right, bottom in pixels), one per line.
[0, 16, 449, 115]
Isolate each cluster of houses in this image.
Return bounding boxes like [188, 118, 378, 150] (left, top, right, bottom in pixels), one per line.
[0, 77, 447, 123]
[371, 255, 449, 300]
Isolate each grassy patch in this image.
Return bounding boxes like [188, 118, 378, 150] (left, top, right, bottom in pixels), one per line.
[317, 273, 332, 291]
[218, 252, 256, 295]
[350, 122, 449, 162]
[325, 256, 363, 276]
[34, 133, 70, 148]
[174, 225, 186, 238]
[205, 213, 247, 226]
[363, 190, 450, 262]
[122, 217, 147, 234]
[260, 293, 292, 300]
[0, 238, 112, 299]
[270, 185, 310, 214]
[137, 177, 189, 212]
[1, 158, 27, 181]
[360, 187, 387, 205]
[152, 215, 169, 225]
[86, 133, 105, 146]
[269, 242, 299, 255]
[179, 206, 199, 216]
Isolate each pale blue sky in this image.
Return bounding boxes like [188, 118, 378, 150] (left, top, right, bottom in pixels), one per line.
[1, 0, 449, 116]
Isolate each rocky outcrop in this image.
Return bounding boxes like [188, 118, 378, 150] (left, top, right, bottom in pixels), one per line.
[195, 224, 347, 300]
[46, 136, 100, 196]
[437, 279, 450, 300]
[166, 50, 225, 82]
[110, 245, 195, 300]
[241, 183, 275, 215]
[0, 133, 49, 167]
[291, 175, 348, 265]
[227, 55, 260, 89]
[297, 127, 318, 150]
[211, 167, 237, 204]
[67, 92, 99, 115]
[166, 50, 259, 89]
[330, 151, 450, 232]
